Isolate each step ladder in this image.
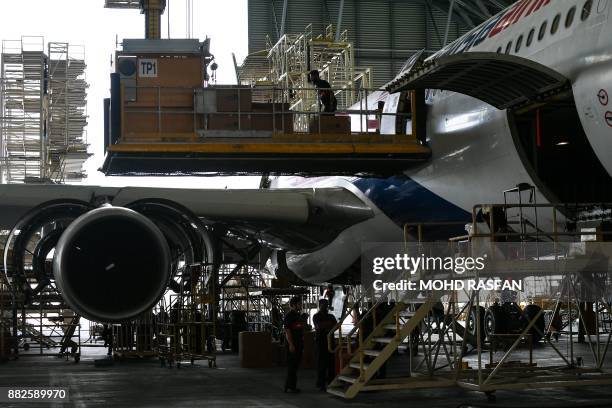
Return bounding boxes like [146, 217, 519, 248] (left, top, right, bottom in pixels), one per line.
[327, 291, 445, 399]
[59, 315, 80, 355]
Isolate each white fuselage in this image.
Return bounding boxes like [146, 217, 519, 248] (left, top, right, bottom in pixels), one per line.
[273, 0, 612, 283]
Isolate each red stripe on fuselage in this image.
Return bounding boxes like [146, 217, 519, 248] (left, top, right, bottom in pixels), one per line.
[509, 0, 534, 25]
[489, 0, 551, 38]
[526, 0, 551, 16]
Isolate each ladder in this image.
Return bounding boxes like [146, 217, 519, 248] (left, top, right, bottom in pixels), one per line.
[58, 315, 80, 356]
[327, 291, 445, 399]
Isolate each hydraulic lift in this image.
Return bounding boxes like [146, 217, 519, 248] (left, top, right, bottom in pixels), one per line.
[102, 0, 431, 177]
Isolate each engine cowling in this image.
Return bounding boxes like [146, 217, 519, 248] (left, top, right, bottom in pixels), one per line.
[53, 206, 171, 322]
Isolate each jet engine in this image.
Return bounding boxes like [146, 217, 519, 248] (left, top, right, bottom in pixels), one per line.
[3, 199, 213, 323]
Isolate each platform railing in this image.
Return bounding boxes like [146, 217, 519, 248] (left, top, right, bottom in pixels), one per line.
[118, 84, 415, 140]
[402, 204, 612, 245]
[327, 268, 414, 356]
[469, 203, 612, 242]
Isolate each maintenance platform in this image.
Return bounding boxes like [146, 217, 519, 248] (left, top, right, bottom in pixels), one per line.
[101, 37, 430, 177]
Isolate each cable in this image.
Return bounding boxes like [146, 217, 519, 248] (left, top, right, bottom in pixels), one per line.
[189, 0, 192, 38]
[185, 0, 194, 39]
[185, 0, 189, 38]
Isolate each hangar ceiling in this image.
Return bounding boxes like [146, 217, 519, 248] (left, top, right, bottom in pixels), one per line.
[247, 0, 518, 87]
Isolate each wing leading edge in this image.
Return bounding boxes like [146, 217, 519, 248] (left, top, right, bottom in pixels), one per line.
[0, 183, 374, 252]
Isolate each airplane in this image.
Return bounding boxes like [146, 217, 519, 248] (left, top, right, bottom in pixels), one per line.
[2, 0, 612, 323]
[272, 0, 612, 282]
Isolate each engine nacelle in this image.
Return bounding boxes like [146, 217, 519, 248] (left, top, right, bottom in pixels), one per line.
[53, 206, 171, 322]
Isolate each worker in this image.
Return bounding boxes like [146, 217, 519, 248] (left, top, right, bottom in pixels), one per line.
[101, 324, 113, 356]
[301, 312, 313, 331]
[308, 70, 337, 113]
[271, 306, 282, 340]
[313, 299, 337, 391]
[322, 284, 335, 310]
[284, 296, 305, 393]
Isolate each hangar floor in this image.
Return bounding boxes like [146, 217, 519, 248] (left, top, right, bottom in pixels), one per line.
[2, 341, 612, 408]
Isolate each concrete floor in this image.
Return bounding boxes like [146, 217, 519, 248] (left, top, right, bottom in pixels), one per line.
[2, 343, 612, 408]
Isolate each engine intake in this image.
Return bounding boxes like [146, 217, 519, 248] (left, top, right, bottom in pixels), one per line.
[53, 206, 171, 322]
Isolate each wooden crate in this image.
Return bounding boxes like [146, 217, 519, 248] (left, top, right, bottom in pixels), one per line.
[309, 115, 351, 134]
[207, 113, 252, 131]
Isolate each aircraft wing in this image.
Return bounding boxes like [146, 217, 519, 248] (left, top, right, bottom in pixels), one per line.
[0, 183, 374, 252]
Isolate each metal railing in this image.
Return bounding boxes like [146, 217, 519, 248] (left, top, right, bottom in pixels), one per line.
[326, 269, 414, 355]
[118, 84, 415, 139]
[402, 203, 612, 244]
[470, 203, 612, 242]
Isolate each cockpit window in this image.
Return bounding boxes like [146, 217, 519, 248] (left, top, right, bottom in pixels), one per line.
[581, 0, 593, 21]
[566, 6, 576, 28]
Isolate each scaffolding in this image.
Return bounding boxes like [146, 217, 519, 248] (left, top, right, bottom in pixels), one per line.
[1, 220, 84, 362]
[0, 37, 45, 183]
[112, 313, 157, 359]
[17, 294, 82, 363]
[237, 24, 372, 132]
[0, 37, 89, 184]
[0, 231, 12, 362]
[220, 265, 262, 327]
[156, 264, 217, 367]
[327, 203, 612, 400]
[219, 263, 322, 345]
[46, 43, 89, 182]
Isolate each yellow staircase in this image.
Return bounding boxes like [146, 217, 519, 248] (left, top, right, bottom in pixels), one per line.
[327, 291, 445, 399]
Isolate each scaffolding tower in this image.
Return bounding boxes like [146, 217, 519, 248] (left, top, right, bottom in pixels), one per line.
[0, 37, 89, 184]
[237, 24, 372, 132]
[46, 43, 89, 182]
[219, 264, 274, 333]
[0, 37, 45, 183]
